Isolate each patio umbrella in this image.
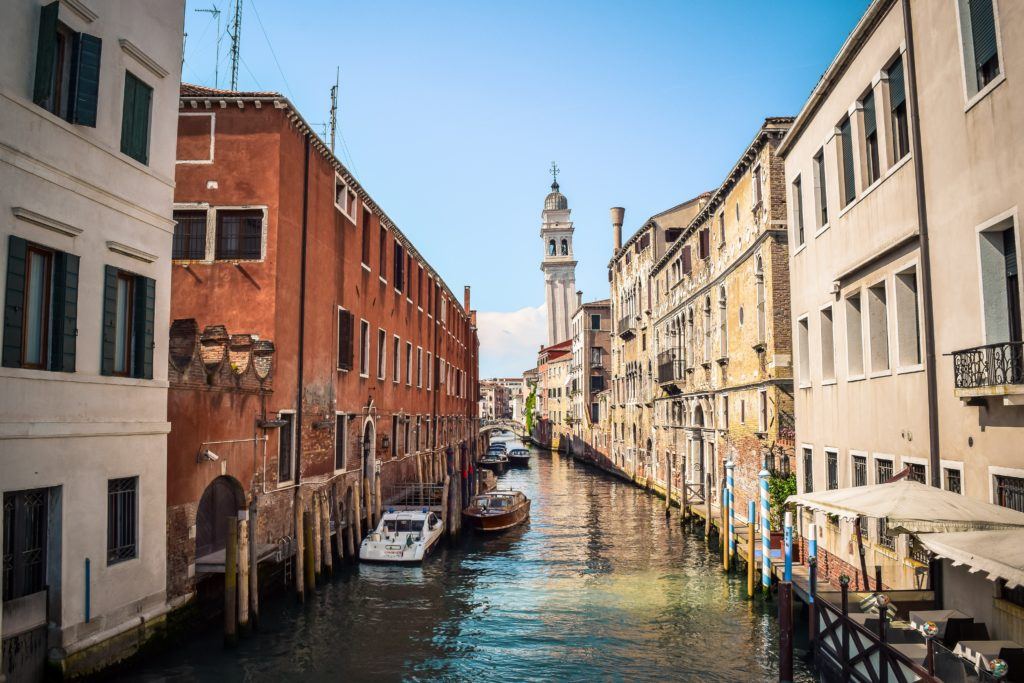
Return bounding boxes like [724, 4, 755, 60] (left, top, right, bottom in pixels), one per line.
[785, 479, 1024, 534]
[917, 529, 1024, 589]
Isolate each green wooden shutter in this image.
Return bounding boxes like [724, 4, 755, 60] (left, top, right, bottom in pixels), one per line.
[121, 73, 151, 164]
[133, 276, 155, 379]
[970, 0, 998, 70]
[840, 118, 855, 205]
[3, 236, 28, 368]
[888, 56, 906, 109]
[32, 1, 60, 107]
[70, 33, 102, 127]
[100, 265, 118, 376]
[50, 251, 79, 372]
[863, 92, 876, 136]
[120, 74, 136, 158]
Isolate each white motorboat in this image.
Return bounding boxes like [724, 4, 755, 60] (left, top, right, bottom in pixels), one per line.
[359, 508, 443, 563]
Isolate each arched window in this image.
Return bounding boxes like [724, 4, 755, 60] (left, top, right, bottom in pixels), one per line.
[686, 307, 695, 366]
[755, 255, 766, 344]
[560, 239, 568, 255]
[718, 285, 728, 356]
[548, 239, 556, 256]
[703, 296, 713, 361]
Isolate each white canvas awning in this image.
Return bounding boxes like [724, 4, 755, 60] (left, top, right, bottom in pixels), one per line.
[917, 530, 1024, 589]
[786, 479, 1024, 533]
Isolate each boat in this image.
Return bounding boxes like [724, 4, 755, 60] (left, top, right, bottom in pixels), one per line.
[463, 490, 531, 532]
[507, 447, 531, 467]
[487, 441, 507, 453]
[358, 508, 443, 563]
[478, 452, 508, 474]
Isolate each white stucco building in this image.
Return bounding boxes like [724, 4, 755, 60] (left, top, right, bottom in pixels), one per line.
[1, 0, 184, 677]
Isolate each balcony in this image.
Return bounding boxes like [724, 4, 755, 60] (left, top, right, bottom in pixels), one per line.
[952, 341, 1024, 405]
[656, 351, 685, 385]
[617, 314, 636, 340]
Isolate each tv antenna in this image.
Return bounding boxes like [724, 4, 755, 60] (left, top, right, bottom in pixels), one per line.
[195, 4, 223, 88]
[329, 67, 339, 154]
[228, 0, 242, 90]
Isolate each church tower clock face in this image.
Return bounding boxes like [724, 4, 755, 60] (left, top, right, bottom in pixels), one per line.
[540, 163, 577, 348]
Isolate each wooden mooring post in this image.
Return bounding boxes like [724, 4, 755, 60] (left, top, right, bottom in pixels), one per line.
[312, 495, 323, 581]
[224, 515, 238, 646]
[779, 581, 794, 683]
[303, 511, 315, 596]
[353, 485, 363, 543]
[320, 492, 333, 577]
[681, 477, 689, 522]
[237, 514, 250, 635]
[294, 498, 304, 602]
[248, 506, 259, 628]
[704, 473, 712, 540]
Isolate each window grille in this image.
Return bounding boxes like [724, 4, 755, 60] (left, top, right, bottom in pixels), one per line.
[107, 477, 137, 564]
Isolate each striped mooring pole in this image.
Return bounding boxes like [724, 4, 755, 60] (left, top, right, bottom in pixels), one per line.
[760, 468, 771, 590]
[808, 517, 817, 560]
[784, 510, 793, 582]
[726, 460, 736, 559]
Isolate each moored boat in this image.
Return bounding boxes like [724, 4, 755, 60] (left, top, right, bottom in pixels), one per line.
[478, 452, 508, 474]
[359, 508, 443, 563]
[463, 490, 531, 532]
[507, 447, 531, 467]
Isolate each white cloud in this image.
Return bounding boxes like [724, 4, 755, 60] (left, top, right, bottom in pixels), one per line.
[477, 303, 546, 378]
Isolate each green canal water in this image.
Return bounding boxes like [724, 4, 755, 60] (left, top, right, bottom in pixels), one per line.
[122, 446, 815, 682]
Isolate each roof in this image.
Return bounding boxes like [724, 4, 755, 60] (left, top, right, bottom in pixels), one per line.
[178, 83, 472, 321]
[609, 192, 709, 269]
[653, 117, 793, 275]
[917, 530, 1024, 589]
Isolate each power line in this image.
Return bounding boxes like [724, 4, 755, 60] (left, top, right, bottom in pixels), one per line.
[248, 0, 295, 100]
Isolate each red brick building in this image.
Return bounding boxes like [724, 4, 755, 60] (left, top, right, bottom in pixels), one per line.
[166, 84, 479, 599]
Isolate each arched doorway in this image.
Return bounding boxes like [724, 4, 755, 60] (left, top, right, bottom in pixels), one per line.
[196, 476, 245, 559]
[692, 404, 705, 490]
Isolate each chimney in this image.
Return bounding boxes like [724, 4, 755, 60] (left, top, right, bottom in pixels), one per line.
[464, 285, 471, 311]
[610, 207, 625, 254]
[576, 290, 583, 309]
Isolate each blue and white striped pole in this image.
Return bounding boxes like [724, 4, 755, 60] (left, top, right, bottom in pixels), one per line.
[726, 459, 736, 560]
[808, 517, 817, 560]
[760, 468, 771, 590]
[784, 510, 793, 582]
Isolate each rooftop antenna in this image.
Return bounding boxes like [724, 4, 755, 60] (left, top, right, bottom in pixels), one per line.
[195, 4, 223, 88]
[329, 67, 339, 154]
[228, 0, 242, 90]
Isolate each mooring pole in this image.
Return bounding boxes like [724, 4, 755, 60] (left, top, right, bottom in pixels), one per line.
[312, 494, 322, 581]
[705, 473, 713, 541]
[237, 514, 250, 635]
[779, 581, 794, 683]
[321, 492, 333, 577]
[249, 505, 259, 628]
[303, 510, 315, 596]
[808, 556, 818, 659]
[760, 468, 771, 593]
[721, 488, 730, 572]
[726, 459, 735, 563]
[784, 511, 793, 583]
[747, 500, 756, 598]
[224, 515, 238, 646]
[294, 500, 304, 602]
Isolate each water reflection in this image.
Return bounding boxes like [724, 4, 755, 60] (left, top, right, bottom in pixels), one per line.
[124, 446, 813, 682]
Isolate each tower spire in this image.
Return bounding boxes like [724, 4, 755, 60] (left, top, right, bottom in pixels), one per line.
[549, 161, 560, 189]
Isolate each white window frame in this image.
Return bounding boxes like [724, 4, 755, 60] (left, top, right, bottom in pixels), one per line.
[334, 173, 357, 222]
[405, 342, 413, 386]
[871, 453, 895, 485]
[426, 351, 433, 390]
[796, 314, 811, 388]
[170, 204, 270, 263]
[819, 302, 837, 385]
[988, 465, 1024, 506]
[757, 388, 768, 434]
[850, 449, 869, 487]
[376, 328, 387, 380]
[416, 346, 423, 388]
[845, 289, 866, 382]
[940, 459, 965, 496]
[973, 208, 1022, 344]
[893, 261, 925, 374]
[824, 447, 840, 490]
[800, 443, 815, 492]
[336, 306, 349, 372]
[392, 335, 401, 384]
[175, 112, 216, 165]
[866, 278, 892, 378]
[900, 455, 929, 485]
[358, 319, 370, 378]
[954, 0, 1007, 110]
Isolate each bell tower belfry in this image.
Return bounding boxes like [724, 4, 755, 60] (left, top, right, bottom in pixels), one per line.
[540, 162, 577, 347]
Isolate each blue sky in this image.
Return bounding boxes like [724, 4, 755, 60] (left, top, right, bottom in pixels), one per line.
[181, 0, 869, 377]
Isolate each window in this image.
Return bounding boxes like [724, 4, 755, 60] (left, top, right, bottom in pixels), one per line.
[820, 305, 836, 382]
[813, 149, 829, 227]
[417, 347, 423, 387]
[590, 375, 605, 391]
[334, 176, 357, 220]
[755, 256, 766, 344]
[336, 308, 353, 371]
[392, 336, 400, 383]
[703, 296, 712, 361]
[803, 447, 814, 493]
[33, 2, 101, 126]
[958, 0, 1001, 96]
[846, 293, 864, 377]
[995, 475, 1024, 513]
[3, 489, 49, 600]
[172, 210, 207, 260]
[278, 412, 295, 482]
[792, 177, 805, 246]
[888, 56, 910, 161]
[358, 319, 370, 377]
[106, 477, 138, 564]
[752, 164, 763, 206]
[405, 342, 413, 386]
[378, 226, 388, 277]
[426, 351, 433, 389]
[944, 467, 962, 494]
[868, 282, 890, 373]
[591, 402, 599, 423]
[875, 458, 894, 484]
[720, 395, 729, 429]
[826, 450, 839, 490]
[591, 314, 601, 330]
[862, 91, 880, 185]
[591, 346, 602, 365]
[394, 242, 405, 291]
[682, 245, 692, 276]
[895, 268, 922, 367]
[797, 316, 810, 386]
[907, 462, 927, 484]
[215, 209, 262, 260]
[758, 390, 768, 433]
[718, 211, 726, 247]
[100, 267, 154, 379]
[361, 207, 371, 267]
[334, 413, 348, 471]
[3, 238, 80, 373]
[376, 329, 386, 379]
[120, 73, 152, 164]
[718, 286, 728, 356]
[839, 117, 856, 206]
[853, 455, 867, 486]
[698, 228, 710, 260]
[978, 218, 1022, 346]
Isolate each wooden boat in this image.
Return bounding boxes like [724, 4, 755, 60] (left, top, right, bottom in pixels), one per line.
[463, 490, 531, 532]
[478, 452, 508, 474]
[506, 447, 531, 467]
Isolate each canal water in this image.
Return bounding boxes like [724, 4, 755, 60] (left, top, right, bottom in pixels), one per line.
[123, 445, 815, 682]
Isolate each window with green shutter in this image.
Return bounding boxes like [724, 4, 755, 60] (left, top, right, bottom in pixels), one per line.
[887, 56, 910, 161]
[32, 1, 102, 126]
[862, 91, 879, 184]
[120, 72, 152, 165]
[970, 0, 1000, 89]
[100, 266, 154, 379]
[3, 236, 79, 372]
[839, 117, 856, 206]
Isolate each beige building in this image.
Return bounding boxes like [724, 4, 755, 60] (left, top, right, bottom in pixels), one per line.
[651, 118, 795, 517]
[781, 0, 1024, 625]
[0, 0, 184, 677]
[608, 198, 704, 480]
[567, 296, 610, 457]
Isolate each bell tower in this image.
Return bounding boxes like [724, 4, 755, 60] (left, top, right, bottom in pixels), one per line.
[540, 162, 577, 347]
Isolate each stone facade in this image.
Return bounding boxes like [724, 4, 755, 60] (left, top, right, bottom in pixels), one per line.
[567, 297, 611, 458]
[540, 181, 577, 348]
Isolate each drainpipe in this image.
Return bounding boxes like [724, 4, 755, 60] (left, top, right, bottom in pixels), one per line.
[294, 137, 311, 525]
[901, 0, 940, 488]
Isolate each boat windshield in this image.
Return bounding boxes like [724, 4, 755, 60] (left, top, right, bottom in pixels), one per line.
[384, 519, 424, 533]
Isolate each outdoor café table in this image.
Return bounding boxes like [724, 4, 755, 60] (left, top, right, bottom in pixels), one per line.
[890, 642, 929, 665]
[953, 640, 1024, 670]
[909, 609, 971, 639]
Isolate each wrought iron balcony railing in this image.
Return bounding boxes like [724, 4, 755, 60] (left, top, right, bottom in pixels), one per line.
[617, 314, 636, 339]
[952, 341, 1024, 389]
[656, 351, 685, 383]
